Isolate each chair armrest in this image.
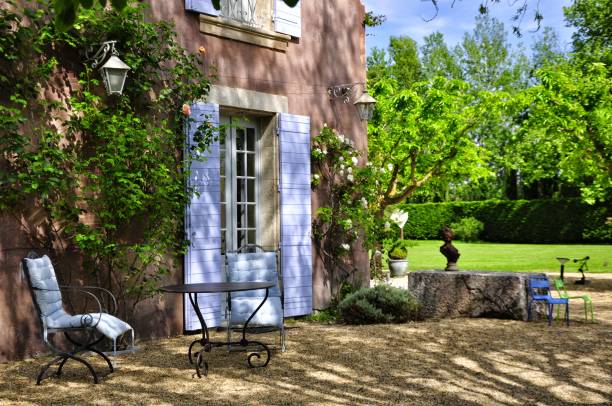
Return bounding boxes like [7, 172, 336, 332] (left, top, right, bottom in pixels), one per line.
[72, 286, 118, 315]
[33, 286, 103, 328]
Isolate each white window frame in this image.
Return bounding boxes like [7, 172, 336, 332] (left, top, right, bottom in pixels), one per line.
[220, 115, 261, 253]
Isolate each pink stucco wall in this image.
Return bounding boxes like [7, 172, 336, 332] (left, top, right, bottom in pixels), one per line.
[147, 0, 369, 308]
[0, 0, 368, 361]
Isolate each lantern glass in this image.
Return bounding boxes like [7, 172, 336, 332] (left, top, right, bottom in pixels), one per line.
[353, 91, 377, 121]
[100, 55, 130, 95]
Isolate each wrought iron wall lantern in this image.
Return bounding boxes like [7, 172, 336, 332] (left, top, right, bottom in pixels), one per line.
[327, 83, 377, 121]
[85, 41, 131, 96]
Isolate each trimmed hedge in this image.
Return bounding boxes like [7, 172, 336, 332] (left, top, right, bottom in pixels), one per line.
[398, 199, 611, 243]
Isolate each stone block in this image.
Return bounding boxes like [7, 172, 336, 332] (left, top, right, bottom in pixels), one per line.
[408, 270, 546, 321]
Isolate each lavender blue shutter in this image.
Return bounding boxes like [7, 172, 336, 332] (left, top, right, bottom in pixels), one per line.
[279, 113, 312, 317]
[274, 0, 301, 38]
[185, 0, 220, 16]
[185, 102, 222, 331]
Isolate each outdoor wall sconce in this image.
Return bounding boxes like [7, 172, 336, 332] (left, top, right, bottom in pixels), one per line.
[327, 84, 377, 121]
[86, 41, 131, 96]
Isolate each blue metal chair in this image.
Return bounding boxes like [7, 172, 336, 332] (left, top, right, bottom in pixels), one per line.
[528, 276, 569, 326]
[225, 244, 285, 352]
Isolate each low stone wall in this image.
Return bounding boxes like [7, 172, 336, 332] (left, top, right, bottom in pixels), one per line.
[408, 270, 546, 321]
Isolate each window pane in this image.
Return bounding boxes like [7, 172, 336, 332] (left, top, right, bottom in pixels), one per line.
[237, 179, 244, 202]
[247, 179, 255, 202]
[248, 205, 256, 228]
[247, 128, 255, 151]
[248, 229, 256, 245]
[247, 153, 255, 177]
[237, 229, 247, 248]
[236, 153, 245, 177]
[237, 204, 246, 228]
[236, 129, 245, 151]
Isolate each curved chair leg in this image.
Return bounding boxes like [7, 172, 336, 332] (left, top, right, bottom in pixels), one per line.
[87, 347, 114, 373]
[565, 303, 570, 326]
[64, 331, 114, 374]
[38, 353, 99, 384]
[37, 356, 63, 384]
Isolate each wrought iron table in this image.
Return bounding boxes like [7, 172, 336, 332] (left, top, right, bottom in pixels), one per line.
[161, 281, 275, 378]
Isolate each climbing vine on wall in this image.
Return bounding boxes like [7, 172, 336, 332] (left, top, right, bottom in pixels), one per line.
[0, 0, 214, 322]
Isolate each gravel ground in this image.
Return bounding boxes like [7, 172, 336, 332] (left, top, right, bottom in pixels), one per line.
[1, 288, 611, 406]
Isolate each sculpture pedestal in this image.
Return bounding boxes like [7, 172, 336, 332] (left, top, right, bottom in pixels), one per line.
[408, 270, 545, 320]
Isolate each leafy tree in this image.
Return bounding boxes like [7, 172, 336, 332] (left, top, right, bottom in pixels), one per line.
[420, 32, 462, 80]
[514, 58, 611, 203]
[366, 47, 389, 87]
[531, 26, 564, 70]
[366, 76, 493, 214]
[564, 0, 611, 62]
[388, 36, 422, 88]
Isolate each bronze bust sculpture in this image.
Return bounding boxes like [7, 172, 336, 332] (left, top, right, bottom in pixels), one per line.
[440, 226, 460, 271]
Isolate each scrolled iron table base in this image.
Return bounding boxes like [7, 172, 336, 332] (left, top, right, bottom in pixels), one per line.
[163, 282, 274, 378]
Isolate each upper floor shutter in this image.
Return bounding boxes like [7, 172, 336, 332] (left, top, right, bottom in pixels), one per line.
[185, 102, 223, 331]
[185, 0, 221, 16]
[274, 0, 301, 38]
[278, 113, 312, 317]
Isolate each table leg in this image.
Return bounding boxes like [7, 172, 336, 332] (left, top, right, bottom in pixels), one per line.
[187, 292, 209, 378]
[240, 287, 271, 368]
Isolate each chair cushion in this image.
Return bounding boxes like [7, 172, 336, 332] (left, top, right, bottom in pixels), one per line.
[24, 256, 133, 340]
[46, 312, 132, 340]
[230, 297, 283, 327]
[24, 256, 64, 325]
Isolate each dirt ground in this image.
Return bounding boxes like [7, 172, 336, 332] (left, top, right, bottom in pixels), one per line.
[1, 287, 611, 406]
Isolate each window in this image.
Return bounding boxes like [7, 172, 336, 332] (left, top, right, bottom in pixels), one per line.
[220, 0, 260, 28]
[220, 116, 260, 252]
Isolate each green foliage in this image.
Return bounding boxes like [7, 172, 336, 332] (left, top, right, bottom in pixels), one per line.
[388, 36, 422, 88]
[337, 284, 420, 325]
[363, 11, 386, 28]
[450, 217, 484, 242]
[420, 32, 462, 81]
[399, 199, 612, 244]
[513, 60, 611, 204]
[0, 2, 212, 321]
[564, 0, 611, 64]
[384, 239, 413, 259]
[311, 125, 376, 299]
[367, 75, 493, 211]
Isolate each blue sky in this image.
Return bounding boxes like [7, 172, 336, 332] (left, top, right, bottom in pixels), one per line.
[362, 0, 575, 56]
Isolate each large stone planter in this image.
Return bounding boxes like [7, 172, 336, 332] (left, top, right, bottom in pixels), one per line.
[388, 258, 408, 277]
[408, 270, 546, 320]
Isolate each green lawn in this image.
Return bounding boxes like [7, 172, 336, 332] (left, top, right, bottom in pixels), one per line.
[405, 240, 612, 273]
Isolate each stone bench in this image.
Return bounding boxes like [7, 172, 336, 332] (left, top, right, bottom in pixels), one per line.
[407, 270, 546, 321]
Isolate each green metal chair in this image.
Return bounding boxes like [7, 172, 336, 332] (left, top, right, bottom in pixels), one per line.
[553, 279, 594, 322]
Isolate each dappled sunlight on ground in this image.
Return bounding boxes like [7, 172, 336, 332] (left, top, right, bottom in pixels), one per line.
[0, 289, 610, 405]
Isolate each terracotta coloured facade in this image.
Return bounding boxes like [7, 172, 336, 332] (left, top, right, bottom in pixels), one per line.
[0, 0, 368, 361]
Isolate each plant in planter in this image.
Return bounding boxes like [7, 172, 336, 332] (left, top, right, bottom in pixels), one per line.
[385, 209, 411, 277]
[386, 239, 412, 277]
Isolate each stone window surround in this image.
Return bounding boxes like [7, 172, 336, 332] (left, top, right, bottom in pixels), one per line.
[199, 14, 292, 51]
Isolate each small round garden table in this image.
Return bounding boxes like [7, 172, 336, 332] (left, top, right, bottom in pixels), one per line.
[162, 281, 275, 378]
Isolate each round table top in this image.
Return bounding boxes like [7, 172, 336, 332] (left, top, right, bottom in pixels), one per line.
[161, 281, 275, 294]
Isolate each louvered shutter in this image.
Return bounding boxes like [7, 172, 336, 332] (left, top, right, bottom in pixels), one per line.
[185, 0, 220, 16]
[274, 0, 301, 38]
[185, 102, 223, 331]
[279, 113, 312, 317]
